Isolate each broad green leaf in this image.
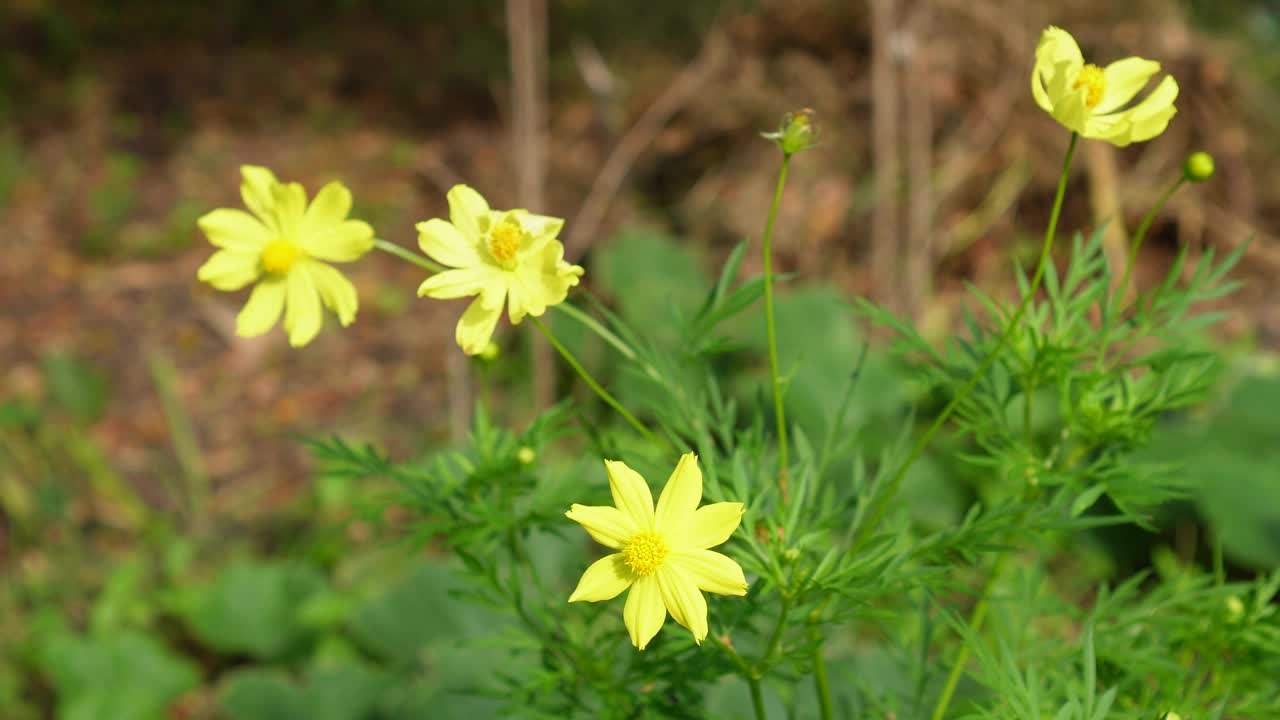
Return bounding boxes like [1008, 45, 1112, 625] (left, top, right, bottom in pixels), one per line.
[40, 630, 197, 720]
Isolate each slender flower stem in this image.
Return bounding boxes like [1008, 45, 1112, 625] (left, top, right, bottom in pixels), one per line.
[1096, 176, 1186, 370]
[810, 624, 834, 720]
[748, 676, 768, 720]
[850, 133, 1079, 553]
[1213, 529, 1226, 585]
[710, 633, 765, 718]
[930, 552, 1010, 720]
[552, 302, 637, 361]
[760, 593, 793, 669]
[530, 316, 668, 449]
[762, 153, 793, 499]
[373, 238, 446, 273]
[1116, 176, 1186, 307]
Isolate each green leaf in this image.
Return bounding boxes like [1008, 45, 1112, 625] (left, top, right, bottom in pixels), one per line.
[1144, 373, 1280, 568]
[40, 630, 198, 720]
[180, 559, 327, 659]
[594, 227, 706, 344]
[349, 562, 480, 665]
[221, 670, 310, 720]
[41, 352, 110, 423]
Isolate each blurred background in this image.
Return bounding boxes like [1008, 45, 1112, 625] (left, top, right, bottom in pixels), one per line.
[1, 1, 1279, 718]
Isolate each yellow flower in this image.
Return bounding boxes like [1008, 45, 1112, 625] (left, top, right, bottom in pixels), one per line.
[196, 166, 374, 347]
[416, 185, 584, 355]
[1032, 26, 1178, 146]
[566, 453, 748, 650]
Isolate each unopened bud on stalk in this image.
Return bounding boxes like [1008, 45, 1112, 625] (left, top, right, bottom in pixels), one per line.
[762, 108, 818, 155]
[1183, 151, 1215, 183]
[516, 446, 536, 465]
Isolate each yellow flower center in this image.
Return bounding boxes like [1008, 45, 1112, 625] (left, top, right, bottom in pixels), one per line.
[261, 239, 301, 274]
[622, 531, 669, 576]
[488, 222, 522, 269]
[1073, 64, 1106, 109]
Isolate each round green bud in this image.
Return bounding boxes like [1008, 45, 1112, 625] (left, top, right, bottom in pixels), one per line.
[1184, 151, 1215, 183]
[516, 446, 536, 465]
[1225, 595, 1245, 623]
[762, 108, 818, 155]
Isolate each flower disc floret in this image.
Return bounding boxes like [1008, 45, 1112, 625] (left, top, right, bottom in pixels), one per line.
[566, 453, 749, 650]
[1032, 26, 1178, 146]
[261, 239, 301, 275]
[196, 166, 375, 347]
[622, 531, 669, 576]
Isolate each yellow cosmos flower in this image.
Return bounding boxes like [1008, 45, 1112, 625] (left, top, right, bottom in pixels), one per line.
[196, 166, 374, 347]
[566, 453, 749, 650]
[416, 185, 584, 355]
[1032, 26, 1178, 146]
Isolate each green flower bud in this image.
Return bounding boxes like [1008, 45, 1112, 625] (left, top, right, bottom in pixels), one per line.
[762, 108, 818, 155]
[1225, 595, 1245, 623]
[1184, 151, 1215, 183]
[516, 446, 536, 465]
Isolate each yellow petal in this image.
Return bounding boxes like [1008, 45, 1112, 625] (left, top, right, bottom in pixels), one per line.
[1035, 26, 1083, 72]
[508, 240, 582, 323]
[568, 554, 634, 603]
[301, 220, 374, 262]
[236, 277, 287, 337]
[301, 181, 353, 235]
[306, 261, 359, 327]
[655, 453, 702, 537]
[417, 218, 482, 268]
[446, 184, 491, 242]
[197, 208, 272, 252]
[272, 182, 308, 240]
[197, 249, 260, 291]
[1122, 74, 1179, 142]
[605, 460, 655, 531]
[656, 564, 708, 644]
[623, 575, 666, 650]
[283, 265, 322, 347]
[672, 502, 744, 551]
[1088, 75, 1178, 147]
[1095, 57, 1160, 114]
[669, 549, 748, 596]
[1032, 26, 1083, 113]
[455, 295, 503, 355]
[566, 504, 640, 549]
[240, 165, 279, 228]
[511, 210, 564, 256]
[417, 265, 505, 305]
[1050, 67, 1090, 134]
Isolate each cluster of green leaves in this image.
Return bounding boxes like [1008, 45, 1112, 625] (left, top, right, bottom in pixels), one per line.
[0, 351, 536, 720]
[307, 216, 1280, 720]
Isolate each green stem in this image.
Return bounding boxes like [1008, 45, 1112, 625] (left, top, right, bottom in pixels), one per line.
[373, 238, 447, 273]
[763, 153, 793, 498]
[930, 552, 1010, 720]
[1115, 177, 1186, 308]
[710, 634, 768, 719]
[1097, 176, 1186, 370]
[760, 593, 793, 668]
[850, 132, 1078, 553]
[810, 625, 834, 720]
[749, 676, 768, 720]
[1213, 528, 1226, 585]
[552, 302, 638, 361]
[530, 316, 667, 449]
